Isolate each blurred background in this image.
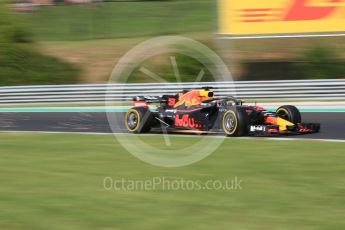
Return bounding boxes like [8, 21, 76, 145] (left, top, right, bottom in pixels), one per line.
[1, 0, 344, 86]
[1, 2, 345, 230]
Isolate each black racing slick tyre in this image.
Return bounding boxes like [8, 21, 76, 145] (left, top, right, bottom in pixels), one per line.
[276, 105, 301, 124]
[222, 107, 249, 137]
[125, 107, 153, 133]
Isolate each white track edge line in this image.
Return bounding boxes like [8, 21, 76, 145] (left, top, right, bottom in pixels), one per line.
[1, 130, 344, 143]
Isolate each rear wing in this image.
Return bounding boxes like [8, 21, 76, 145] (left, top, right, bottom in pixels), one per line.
[133, 96, 163, 103]
[132, 95, 178, 108]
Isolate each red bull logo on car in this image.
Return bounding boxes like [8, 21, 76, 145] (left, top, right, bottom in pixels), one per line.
[174, 114, 203, 129]
[174, 90, 214, 108]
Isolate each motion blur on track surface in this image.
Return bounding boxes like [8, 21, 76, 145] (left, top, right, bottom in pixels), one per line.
[0, 112, 344, 140]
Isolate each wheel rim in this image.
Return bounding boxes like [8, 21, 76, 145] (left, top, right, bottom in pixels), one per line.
[277, 109, 289, 120]
[225, 113, 236, 133]
[127, 112, 138, 130]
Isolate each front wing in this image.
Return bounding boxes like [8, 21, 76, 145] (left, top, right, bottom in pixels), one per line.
[248, 123, 320, 136]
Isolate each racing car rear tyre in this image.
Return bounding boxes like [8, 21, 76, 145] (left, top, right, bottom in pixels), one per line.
[222, 107, 249, 136]
[125, 107, 153, 133]
[276, 105, 301, 124]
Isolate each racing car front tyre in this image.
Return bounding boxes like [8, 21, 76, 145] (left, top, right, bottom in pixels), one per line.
[276, 105, 301, 124]
[222, 108, 249, 136]
[125, 107, 153, 133]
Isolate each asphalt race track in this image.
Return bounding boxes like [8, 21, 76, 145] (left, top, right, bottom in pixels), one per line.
[0, 112, 344, 140]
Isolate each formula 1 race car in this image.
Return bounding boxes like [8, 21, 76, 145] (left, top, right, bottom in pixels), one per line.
[124, 88, 320, 136]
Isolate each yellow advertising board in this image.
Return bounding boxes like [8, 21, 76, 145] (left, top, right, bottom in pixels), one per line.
[218, 0, 345, 38]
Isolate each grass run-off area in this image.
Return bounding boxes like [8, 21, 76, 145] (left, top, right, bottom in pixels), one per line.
[24, 1, 214, 41]
[0, 133, 345, 229]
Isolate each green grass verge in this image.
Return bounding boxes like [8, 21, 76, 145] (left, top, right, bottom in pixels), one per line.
[0, 3, 80, 86]
[0, 133, 345, 229]
[24, 1, 214, 41]
[0, 44, 79, 86]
